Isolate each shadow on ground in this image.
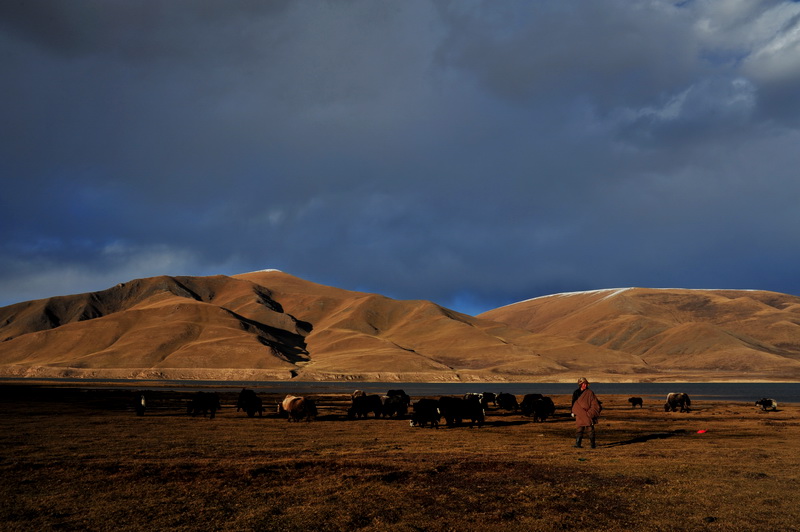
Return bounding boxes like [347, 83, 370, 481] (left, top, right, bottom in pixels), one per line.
[603, 429, 687, 447]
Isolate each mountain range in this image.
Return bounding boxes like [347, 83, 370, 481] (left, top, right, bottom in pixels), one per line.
[2, 270, 799, 382]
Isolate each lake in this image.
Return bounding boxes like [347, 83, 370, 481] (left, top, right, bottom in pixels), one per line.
[4, 378, 799, 403]
[227, 381, 800, 402]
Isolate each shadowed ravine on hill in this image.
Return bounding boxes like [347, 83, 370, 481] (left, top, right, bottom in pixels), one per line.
[2, 270, 800, 382]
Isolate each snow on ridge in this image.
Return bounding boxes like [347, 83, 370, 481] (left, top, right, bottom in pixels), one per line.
[600, 287, 633, 300]
[247, 268, 283, 274]
[488, 288, 631, 311]
[533, 287, 634, 303]
[499, 286, 764, 310]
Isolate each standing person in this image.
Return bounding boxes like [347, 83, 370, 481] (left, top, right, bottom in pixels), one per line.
[571, 377, 601, 448]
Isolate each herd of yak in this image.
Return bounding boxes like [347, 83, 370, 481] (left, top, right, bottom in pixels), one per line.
[133, 388, 780, 427]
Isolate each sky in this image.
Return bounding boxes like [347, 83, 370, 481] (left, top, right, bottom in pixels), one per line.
[2, 1, 800, 316]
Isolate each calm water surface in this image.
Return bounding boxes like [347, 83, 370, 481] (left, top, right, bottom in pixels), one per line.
[5, 379, 799, 403]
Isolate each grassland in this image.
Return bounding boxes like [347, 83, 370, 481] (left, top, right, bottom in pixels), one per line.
[1, 385, 798, 531]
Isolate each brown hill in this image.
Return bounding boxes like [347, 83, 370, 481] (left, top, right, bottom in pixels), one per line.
[478, 287, 800, 381]
[2, 274, 799, 382]
[233, 271, 647, 381]
[0, 275, 311, 380]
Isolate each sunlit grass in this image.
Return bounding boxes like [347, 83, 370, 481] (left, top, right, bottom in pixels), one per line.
[1, 387, 798, 531]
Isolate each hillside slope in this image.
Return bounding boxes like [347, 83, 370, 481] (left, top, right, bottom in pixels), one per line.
[235, 271, 646, 381]
[2, 274, 800, 382]
[0, 275, 310, 380]
[478, 288, 800, 380]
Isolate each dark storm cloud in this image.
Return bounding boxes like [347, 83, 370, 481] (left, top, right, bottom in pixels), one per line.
[2, 1, 800, 315]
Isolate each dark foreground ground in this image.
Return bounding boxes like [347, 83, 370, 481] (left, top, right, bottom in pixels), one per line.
[0, 385, 798, 531]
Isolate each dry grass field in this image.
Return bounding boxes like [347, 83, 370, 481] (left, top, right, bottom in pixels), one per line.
[1, 385, 799, 531]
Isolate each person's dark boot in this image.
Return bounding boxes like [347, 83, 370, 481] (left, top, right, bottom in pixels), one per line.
[574, 437, 583, 448]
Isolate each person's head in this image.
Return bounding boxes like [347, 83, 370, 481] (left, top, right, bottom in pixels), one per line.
[577, 377, 589, 390]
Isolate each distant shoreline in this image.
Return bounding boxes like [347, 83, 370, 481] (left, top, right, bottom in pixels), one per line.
[1, 377, 798, 386]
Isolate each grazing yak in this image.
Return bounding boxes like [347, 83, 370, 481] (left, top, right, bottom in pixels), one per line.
[236, 388, 264, 418]
[481, 392, 497, 407]
[348, 394, 383, 419]
[386, 389, 411, 407]
[382, 394, 409, 418]
[519, 393, 542, 415]
[496, 392, 519, 411]
[410, 398, 441, 428]
[187, 392, 221, 419]
[278, 395, 317, 422]
[438, 395, 484, 428]
[465, 392, 495, 410]
[628, 397, 644, 409]
[520, 394, 556, 422]
[664, 392, 691, 413]
[380, 389, 411, 419]
[756, 398, 778, 411]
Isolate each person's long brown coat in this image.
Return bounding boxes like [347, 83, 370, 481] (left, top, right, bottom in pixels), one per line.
[571, 388, 601, 427]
